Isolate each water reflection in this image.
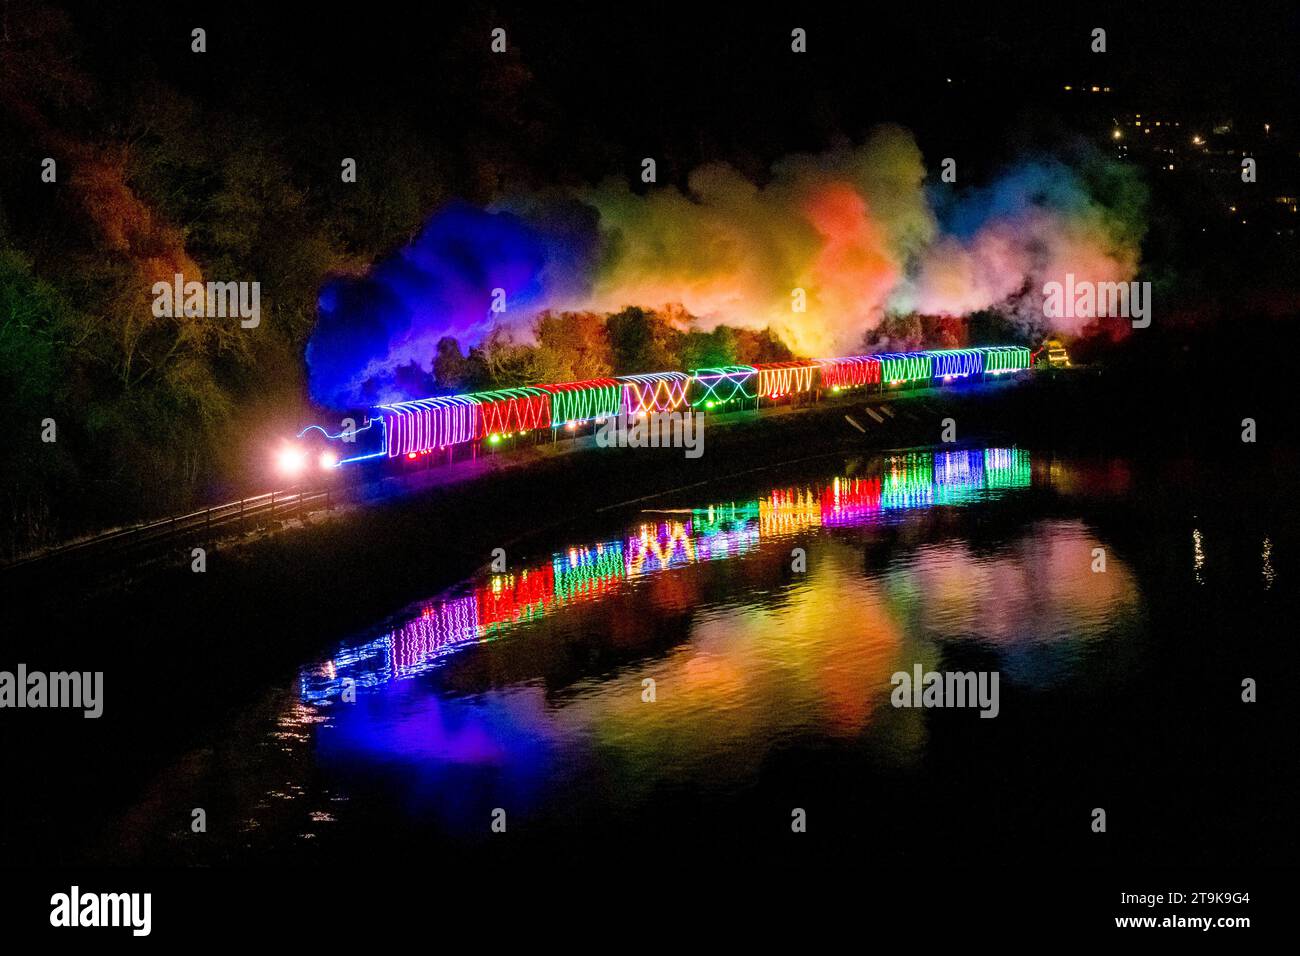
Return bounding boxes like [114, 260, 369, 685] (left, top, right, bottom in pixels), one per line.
[301, 447, 1035, 703]
[99, 443, 1290, 861]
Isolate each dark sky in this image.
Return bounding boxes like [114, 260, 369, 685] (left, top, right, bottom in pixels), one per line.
[57, 1, 1300, 187]
[68, 6, 1289, 126]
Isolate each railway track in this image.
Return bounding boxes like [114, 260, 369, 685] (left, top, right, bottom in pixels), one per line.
[1, 486, 336, 578]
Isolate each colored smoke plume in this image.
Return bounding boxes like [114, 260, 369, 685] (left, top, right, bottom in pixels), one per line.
[307, 126, 1146, 408]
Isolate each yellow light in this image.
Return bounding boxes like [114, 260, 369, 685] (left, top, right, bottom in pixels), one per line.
[1111, 129, 1122, 140]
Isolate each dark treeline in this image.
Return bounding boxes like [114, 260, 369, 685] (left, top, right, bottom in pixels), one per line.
[0, 4, 543, 553]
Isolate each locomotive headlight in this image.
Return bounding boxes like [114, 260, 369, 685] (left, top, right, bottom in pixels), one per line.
[319, 451, 339, 470]
[276, 445, 308, 477]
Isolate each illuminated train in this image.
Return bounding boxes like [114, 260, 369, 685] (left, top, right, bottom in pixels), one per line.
[280, 345, 1032, 475]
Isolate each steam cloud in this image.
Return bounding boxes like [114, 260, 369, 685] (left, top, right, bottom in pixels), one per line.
[307, 125, 1146, 408]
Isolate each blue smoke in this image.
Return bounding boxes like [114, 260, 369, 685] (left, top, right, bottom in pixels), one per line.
[306, 199, 599, 409]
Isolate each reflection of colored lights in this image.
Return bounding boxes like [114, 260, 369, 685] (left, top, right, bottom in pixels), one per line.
[478, 566, 555, 632]
[553, 542, 626, 602]
[299, 446, 1035, 703]
[984, 447, 1033, 487]
[627, 521, 696, 576]
[820, 476, 883, 526]
[758, 488, 823, 535]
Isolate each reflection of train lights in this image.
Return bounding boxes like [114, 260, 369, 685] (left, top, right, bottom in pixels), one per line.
[758, 488, 823, 536]
[299, 447, 1034, 703]
[820, 477, 884, 527]
[627, 521, 696, 576]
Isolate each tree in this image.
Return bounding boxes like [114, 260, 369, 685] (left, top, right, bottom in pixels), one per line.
[605, 306, 684, 374]
[533, 310, 613, 381]
[680, 326, 738, 369]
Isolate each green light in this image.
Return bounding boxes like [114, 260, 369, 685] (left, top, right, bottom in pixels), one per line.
[545, 380, 622, 426]
[982, 346, 1032, 373]
[706, 401, 715, 409]
[489, 433, 501, 444]
[690, 366, 757, 407]
[880, 353, 932, 382]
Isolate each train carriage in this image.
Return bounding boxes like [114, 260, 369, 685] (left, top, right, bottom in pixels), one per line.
[539, 378, 623, 427]
[878, 351, 933, 385]
[619, 371, 690, 415]
[928, 348, 985, 379]
[981, 345, 1032, 374]
[689, 366, 757, 408]
[752, 360, 819, 400]
[817, 355, 883, 391]
[376, 395, 479, 458]
[471, 386, 552, 440]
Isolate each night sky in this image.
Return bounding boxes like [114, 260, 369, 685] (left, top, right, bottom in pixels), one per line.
[69, 2, 1299, 187]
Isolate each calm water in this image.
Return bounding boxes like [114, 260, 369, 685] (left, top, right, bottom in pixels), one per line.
[108, 445, 1295, 864]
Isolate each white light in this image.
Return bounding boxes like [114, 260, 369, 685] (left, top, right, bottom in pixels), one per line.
[277, 445, 308, 477]
[319, 451, 339, 470]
